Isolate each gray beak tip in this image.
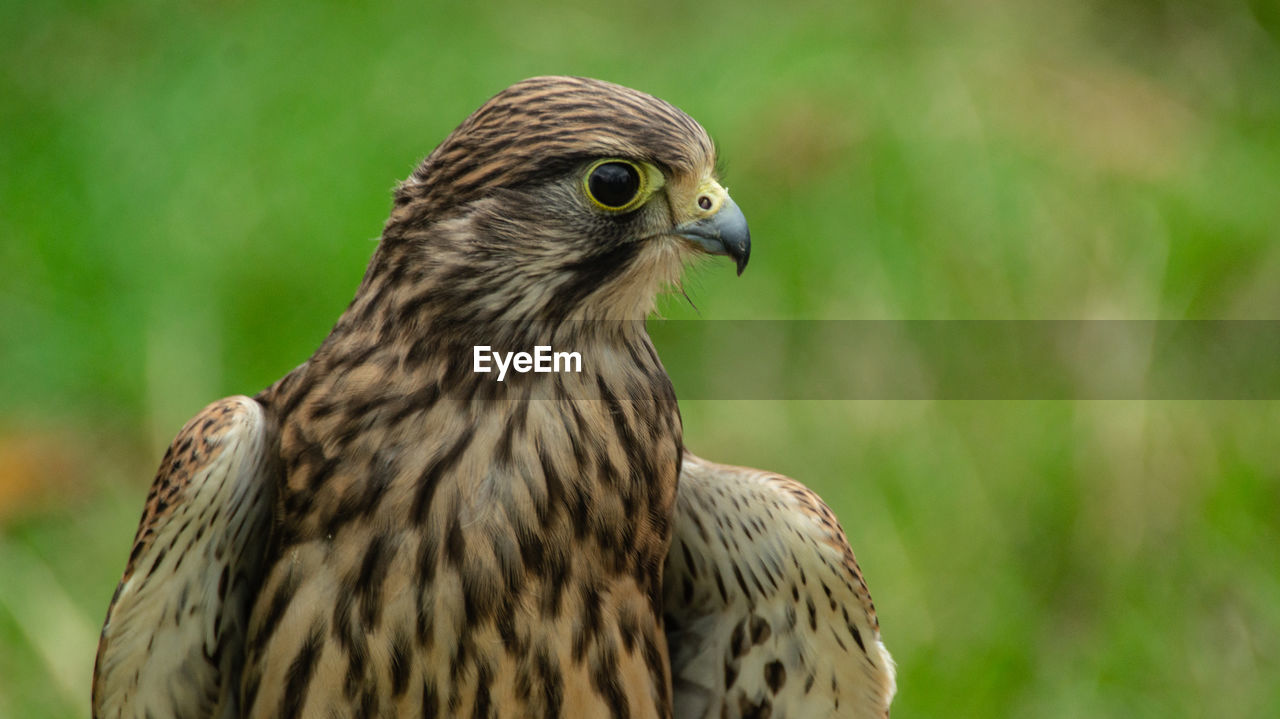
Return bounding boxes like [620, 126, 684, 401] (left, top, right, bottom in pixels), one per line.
[734, 243, 750, 276]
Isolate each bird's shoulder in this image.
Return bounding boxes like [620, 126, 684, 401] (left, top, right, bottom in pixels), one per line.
[93, 395, 278, 719]
[124, 397, 272, 571]
[665, 451, 895, 719]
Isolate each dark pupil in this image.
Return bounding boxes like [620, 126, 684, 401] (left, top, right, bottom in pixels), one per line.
[589, 162, 641, 208]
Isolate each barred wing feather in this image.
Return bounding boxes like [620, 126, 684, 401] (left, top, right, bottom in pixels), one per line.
[665, 452, 895, 718]
[93, 396, 276, 719]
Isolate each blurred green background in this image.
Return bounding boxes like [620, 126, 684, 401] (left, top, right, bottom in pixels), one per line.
[3, 0, 1279, 716]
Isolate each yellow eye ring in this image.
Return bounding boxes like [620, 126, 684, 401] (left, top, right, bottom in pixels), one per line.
[583, 158, 648, 212]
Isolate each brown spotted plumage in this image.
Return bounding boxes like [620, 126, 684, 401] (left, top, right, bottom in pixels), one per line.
[93, 396, 276, 718]
[94, 76, 891, 719]
[665, 453, 895, 718]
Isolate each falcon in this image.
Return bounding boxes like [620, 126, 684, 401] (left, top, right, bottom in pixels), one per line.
[92, 76, 894, 719]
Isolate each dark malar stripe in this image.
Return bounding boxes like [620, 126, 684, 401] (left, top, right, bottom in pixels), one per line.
[543, 241, 644, 320]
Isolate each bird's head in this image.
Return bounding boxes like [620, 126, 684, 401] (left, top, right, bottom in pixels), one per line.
[372, 76, 749, 324]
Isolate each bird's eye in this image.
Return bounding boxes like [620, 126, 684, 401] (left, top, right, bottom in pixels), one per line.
[584, 159, 646, 212]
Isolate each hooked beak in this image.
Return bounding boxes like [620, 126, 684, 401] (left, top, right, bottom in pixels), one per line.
[675, 195, 751, 276]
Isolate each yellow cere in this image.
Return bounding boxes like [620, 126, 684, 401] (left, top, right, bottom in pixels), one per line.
[692, 178, 728, 217]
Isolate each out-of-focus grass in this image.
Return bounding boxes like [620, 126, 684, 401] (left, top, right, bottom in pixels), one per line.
[2, 1, 1279, 717]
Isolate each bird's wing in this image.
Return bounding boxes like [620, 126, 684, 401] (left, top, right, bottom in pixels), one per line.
[93, 396, 277, 719]
[665, 451, 896, 719]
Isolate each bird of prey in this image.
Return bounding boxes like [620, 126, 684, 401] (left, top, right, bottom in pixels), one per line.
[92, 76, 893, 719]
